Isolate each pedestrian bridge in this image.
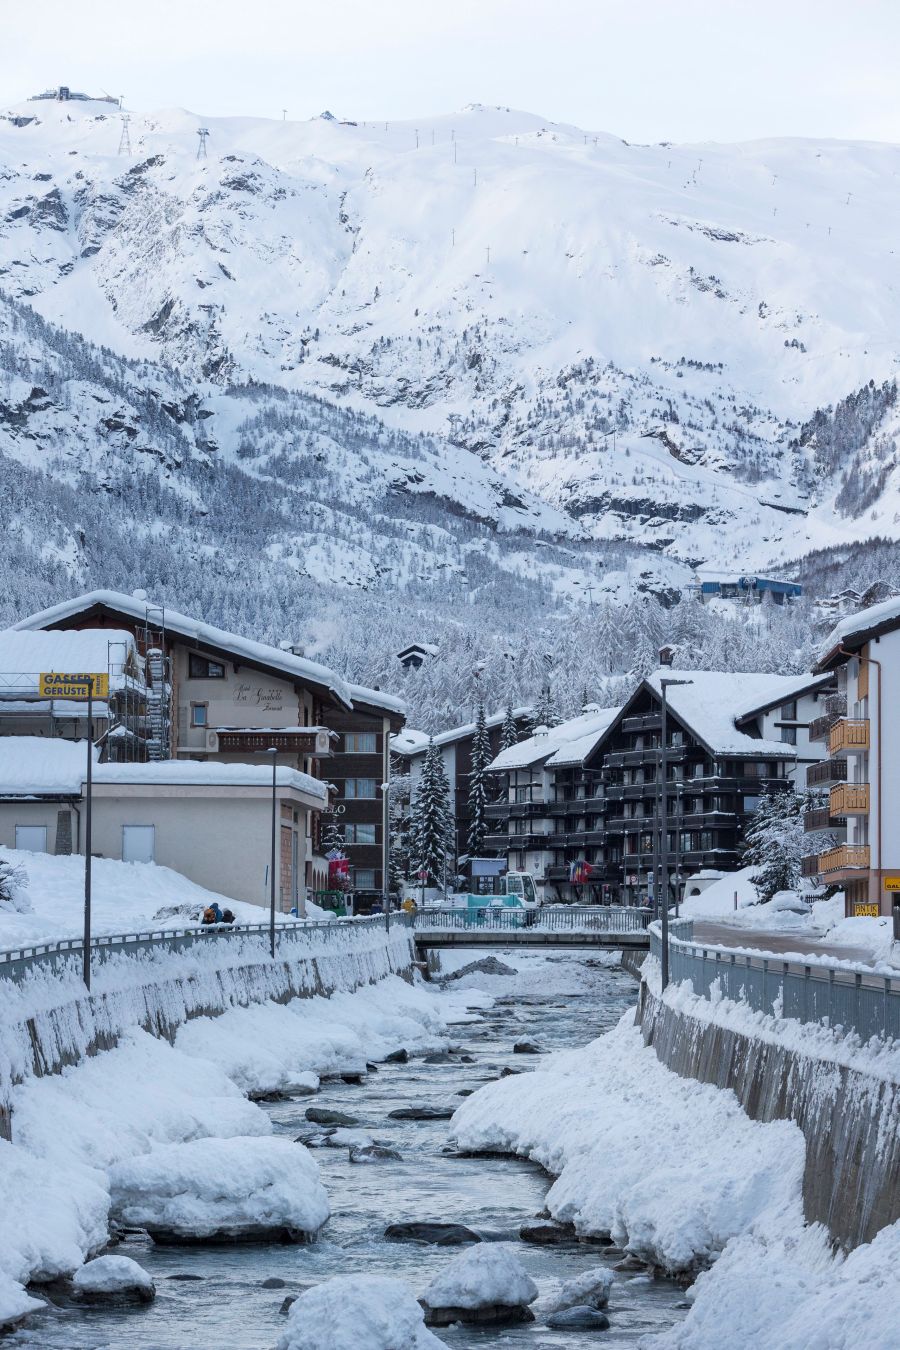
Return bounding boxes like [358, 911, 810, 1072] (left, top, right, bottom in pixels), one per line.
[412, 906, 652, 952]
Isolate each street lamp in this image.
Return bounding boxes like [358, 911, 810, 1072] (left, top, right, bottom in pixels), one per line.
[266, 747, 278, 958]
[659, 678, 693, 991]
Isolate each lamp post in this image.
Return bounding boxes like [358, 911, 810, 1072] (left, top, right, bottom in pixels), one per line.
[266, 747, 277, 958]
[83, 676, 94, 989]
[659, 678, 693, 990]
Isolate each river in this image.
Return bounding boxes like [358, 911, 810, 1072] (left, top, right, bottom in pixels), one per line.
[14, 950, 687, 1348]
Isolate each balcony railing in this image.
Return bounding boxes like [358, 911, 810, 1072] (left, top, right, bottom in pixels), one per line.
[807, 757, 847, 788]
[803, 807, 845, 833]
[808, 695, 846, 742]
[828, 718, 869, 756]
[829, 783, 870, 817]
[818, 844, 870, 874]
[801, 855, 821, 878]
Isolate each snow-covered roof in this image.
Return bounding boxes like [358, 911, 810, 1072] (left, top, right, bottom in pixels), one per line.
[0, 737, 98, 795]
[0, 628, 139, 697]
[396, 706, 532, 758]
[732, 670, 833, 721]
[94, 760, 327, 799]
[397, 642, 439, 657]
[0, 736, 326, 800]
[348, 682, 406, 716]
[12, 591, 405, 719]
[546, 707, 622, 767]
[643, 670, 803, 756]
[488, 708, 620, 772]
[817, 594, 900, 666]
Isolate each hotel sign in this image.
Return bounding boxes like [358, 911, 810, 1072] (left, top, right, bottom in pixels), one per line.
[39, 672, 109, 699]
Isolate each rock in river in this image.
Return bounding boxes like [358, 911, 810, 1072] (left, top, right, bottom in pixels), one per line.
[421, 1243, 538, 1326]
[513, 1039, 541, 1054]
[384, 1048, 410, 1063]
[388, 1105, 454, 1121]
[384, 1221, 481, 1245]
[349, 1144, 403, 1164]
[546, 1266, 614, 1312]
[546, 1305, 611, 1330]
[305, 1107, 360, 1127]
[72, 1256, 155, 1305]
[519, 1219, 577, 1245]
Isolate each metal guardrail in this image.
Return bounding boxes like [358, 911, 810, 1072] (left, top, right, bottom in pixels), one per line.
[0, 912, 414, 985]
[414, 905, 653, 933]
[650, 919, 899, 1045]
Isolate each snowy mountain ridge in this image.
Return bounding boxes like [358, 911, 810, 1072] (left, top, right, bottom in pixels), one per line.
[1, 94, 899, 579]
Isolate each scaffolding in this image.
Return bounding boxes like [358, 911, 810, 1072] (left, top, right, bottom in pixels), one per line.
[104, 639, 143, 763]
[142, 604, 172, 761]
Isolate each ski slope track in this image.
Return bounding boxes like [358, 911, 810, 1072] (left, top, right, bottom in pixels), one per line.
[1, 95, 899, 588]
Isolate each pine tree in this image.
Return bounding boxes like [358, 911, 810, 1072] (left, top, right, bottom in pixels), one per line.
[467, 702, 490, 858]
[321, 812, 346, 855]
[741, 789, 808, 902]
[500, 704, 519, 751]
[410, 738, 454, 889]
[532, 684, 559, 729]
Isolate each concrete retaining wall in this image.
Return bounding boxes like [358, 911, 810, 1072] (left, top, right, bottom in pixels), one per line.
[637, 981, 900, 1250]
[0, 923, 416, 1137]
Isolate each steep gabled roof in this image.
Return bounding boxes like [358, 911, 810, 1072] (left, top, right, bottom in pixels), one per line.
[816, 594, 900, 670]
[13, 591, 405, 722]
[396, 705, 532, 758]
[488, 707, 619, 772]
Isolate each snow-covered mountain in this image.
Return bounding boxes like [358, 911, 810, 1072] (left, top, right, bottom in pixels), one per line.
[1, 92, 899, 579]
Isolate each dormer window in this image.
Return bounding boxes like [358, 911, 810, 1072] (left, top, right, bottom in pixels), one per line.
[188, 653, 225, 679]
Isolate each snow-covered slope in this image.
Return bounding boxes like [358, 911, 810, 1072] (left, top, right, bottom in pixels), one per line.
[1, 95, 898, 568]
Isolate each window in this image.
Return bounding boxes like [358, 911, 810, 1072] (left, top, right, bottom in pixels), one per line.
[780, 726, 797, 745]
[191, 703, 208, 727]
[15, 825, 47, 853]
[188, 653, 225, 679]
[353, 868, 377, 889]
[743, 795, 761, 813]
[344, 732, 377, 753]
[122, 825, 155, 864]
[346, 823, 377, 845]
[780, 700, 797, 720]
[344, 778, 378, 800]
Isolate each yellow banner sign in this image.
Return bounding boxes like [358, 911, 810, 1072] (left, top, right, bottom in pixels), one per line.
[39, 672, 109, 699]
[884, 877, 900, 892]
[853, 902, 880, 918]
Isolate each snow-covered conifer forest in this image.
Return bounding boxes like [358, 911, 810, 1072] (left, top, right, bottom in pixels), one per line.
[2, 96, 899, 726]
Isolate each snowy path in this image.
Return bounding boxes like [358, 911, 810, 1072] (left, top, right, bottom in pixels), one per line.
[691, 921, 886, 967]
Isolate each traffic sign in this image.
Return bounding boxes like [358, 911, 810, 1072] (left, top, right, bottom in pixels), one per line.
[39, 672, 109, 699]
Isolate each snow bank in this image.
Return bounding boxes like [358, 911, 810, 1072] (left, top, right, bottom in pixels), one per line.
[275, 1274, 444, 1350]
[0, 845, 269, 947]
[451, 1014, 805, 1272]
[110, 1135, 329, 1241]
[656, 1217, 900, 1350]
[422, 1243, 537, 1311]
[12, 1028, 269, 1175]
[72, 1254, 154, 1298]
[173, 976, 464, 1094]
[0, 1273, 42, 1332]
[0, 1135, 108, 1285]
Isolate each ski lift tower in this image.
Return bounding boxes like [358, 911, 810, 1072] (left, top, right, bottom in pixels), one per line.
[197, 127, 210, 159]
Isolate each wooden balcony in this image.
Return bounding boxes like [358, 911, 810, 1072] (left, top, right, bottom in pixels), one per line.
[818, 844, 870, 875]
[803, 808, 845, 832]
[807, 757, 847, 788]
[828, 718, 869, 756]
[829, 783, 870, 817]
[801, 855, 821, 879]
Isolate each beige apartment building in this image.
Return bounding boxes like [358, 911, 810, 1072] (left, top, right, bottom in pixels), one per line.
[808, 597, 900, 917]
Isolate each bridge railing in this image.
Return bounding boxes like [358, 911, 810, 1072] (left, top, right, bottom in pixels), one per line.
[0, 912, 414, 985]
[414, 905, 653, 934]
[650, 919, 899, 1045]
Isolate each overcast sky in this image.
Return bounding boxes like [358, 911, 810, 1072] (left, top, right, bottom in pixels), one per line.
[2, 0, 898, 144]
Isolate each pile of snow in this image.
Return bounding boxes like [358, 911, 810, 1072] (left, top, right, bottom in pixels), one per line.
[662, 1215, 900, 1349]
[435, 948, 621, 995]
[680, 867, 837, 930]
[12, 1028, 268, 1175]
[72, 1254, 154, 1301]
[109, 1135, 329, 1242]
[174, 976, 473, 1095]
[0, 1272, 42, 1333]
[0, 1135, 108, 1285]
[275, 1274, 444, 1350]
[0, 846, 275, 949]
[451, 1015, 805, 1272]
[422, 1243, 538, 1314]
[544, 1266, 613, 1313]
[822, 913, 897, 967]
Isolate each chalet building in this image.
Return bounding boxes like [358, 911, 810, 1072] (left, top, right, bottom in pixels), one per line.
[804, 596, 900, 917]
[11, 591, 405, 899]
[395, 706, 532, 861]
[485, 670, 832, 905]
[396, 643, 438, 671]
[484, 708, 619, 903]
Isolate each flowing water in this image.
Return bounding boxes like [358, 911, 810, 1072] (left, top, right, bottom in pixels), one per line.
[14, 951, 687, 1349]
